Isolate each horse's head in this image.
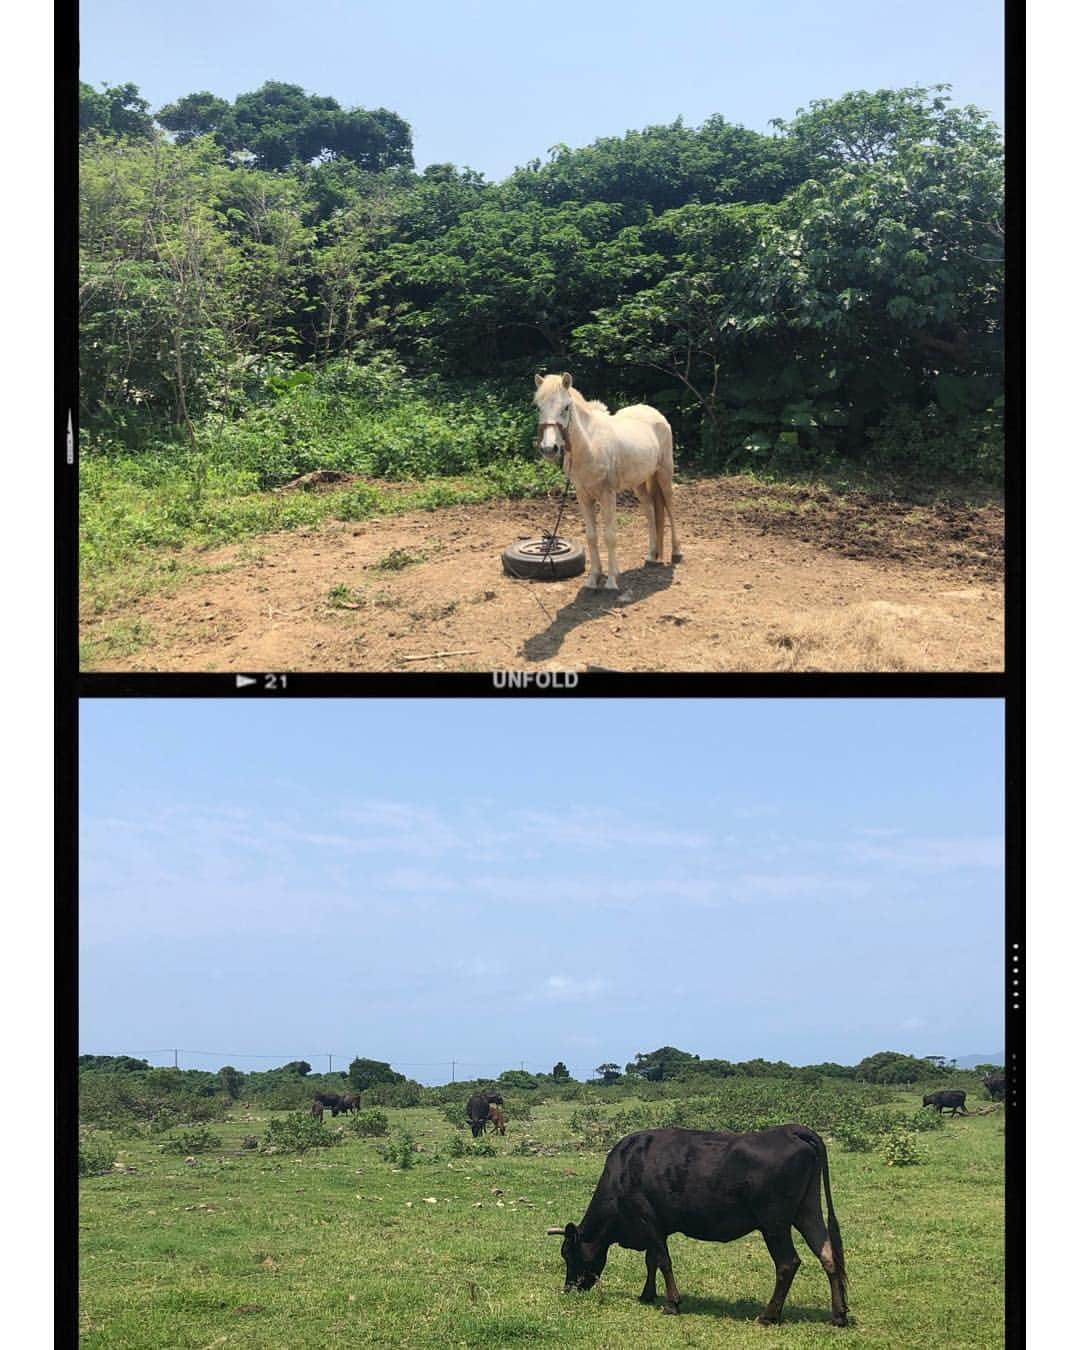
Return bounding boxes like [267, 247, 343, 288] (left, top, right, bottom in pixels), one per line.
[534, 372, 574, 464]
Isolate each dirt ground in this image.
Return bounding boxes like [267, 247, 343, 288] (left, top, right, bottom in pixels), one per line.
[83, 478, 1004, 673]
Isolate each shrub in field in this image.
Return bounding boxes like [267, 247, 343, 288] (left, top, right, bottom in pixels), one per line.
[161, 1125, 222, 1154]
[377, 1128, 419, 1169]
[79, 1128, 117, 1177]
[261, 1112, 342, 1154]
[909, 1107, 947, 1133]
[879, 1128, 922, 1166]
[348, 1109, 390, 1137]
[448, 1133, 496, 1158]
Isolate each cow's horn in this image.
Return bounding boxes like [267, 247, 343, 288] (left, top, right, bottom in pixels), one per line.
[546, 1226, 567, 1236]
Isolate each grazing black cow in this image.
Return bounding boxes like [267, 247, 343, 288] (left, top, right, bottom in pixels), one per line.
[546, 1125, 848, 1326]
[922, 1090, 968, 1116]
[314, 1091, 346, 1117]
[983, 1073, 1006, 1103]
[466, 1091, 504, 1138]
[340, 1093, 361, 1114]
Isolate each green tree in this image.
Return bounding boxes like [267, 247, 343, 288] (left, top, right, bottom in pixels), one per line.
[159, 82, 414, 173]
[347, 1057, 405, 1091]
[280, 1061, 311, 1076]
[79, 81, 156, 139]
[593, 1063, 622, 1086]
[218, 1066, 244, 1098]
[551, 1061, 571, 1082]
[625, 1046, 700, 1082]
[155, 91, 233, 145]
[854, 1051, 937, 1084]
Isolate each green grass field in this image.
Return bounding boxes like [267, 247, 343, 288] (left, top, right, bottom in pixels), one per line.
[79, 1093, 1003, 1348]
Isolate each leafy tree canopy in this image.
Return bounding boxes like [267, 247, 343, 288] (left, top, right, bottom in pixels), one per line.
[551, 1061, 571, 1082]
[79, 81, 155, 139]
[157, 81, 414, 173]
[854, 1051, 940, 1084]
[78, 1054, 151, 1073]
[347, 1057, 405, 1091]
[625, 1046, 700, 1082]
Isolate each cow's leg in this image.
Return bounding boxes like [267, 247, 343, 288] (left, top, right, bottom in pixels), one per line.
[758, 1229, 801, 1325]
[639, 1251, 659, 1303]
[655, 1238, 681, 1314]
[599, 492, 621, 590]
[578, 491, 602, 588]
[795, 1205, 848, 1326]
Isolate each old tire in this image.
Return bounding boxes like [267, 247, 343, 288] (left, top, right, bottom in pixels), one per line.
[502, 536, 586, 581]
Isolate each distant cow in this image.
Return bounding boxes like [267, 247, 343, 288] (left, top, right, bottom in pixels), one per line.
[923, 1090, 968, 1116]
[310, 1100, 325, 1122]
[983, 1073, 1007, 1102]
[340, 1093, 361, 1114]
[547, 1125, 847, 1326]
[314, 1091, 346, 1117]
[487, 1103, 507, 1135]
[466, 1091, 504, 1138]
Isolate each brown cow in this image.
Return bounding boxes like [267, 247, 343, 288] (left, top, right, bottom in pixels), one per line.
[487, 1103, 507, 1135]
[310, 1100, 325, 1122]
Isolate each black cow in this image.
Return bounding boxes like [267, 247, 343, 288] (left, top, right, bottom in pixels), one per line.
[983, 1073, 1006, 1102]
[314, 1091, 345, 1117]
[466, 1091, 504, 1138]
[547, 1125, 847, 1326]
[922, 1090, 968, 1116]
[310, 1100, 325, 1122]
[340, 1093, 361, 1114]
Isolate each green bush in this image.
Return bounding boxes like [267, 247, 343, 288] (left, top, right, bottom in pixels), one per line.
[377, 1128, 419, 1169]
[79, 1128, 117, 1177]
[160, 1125, 222, 1154]
[448, 1133, 496, 1158]
[879, 1128, 922, 1166]
[348, 1109, 390, 1137]
[261, 1112, 343, 1154]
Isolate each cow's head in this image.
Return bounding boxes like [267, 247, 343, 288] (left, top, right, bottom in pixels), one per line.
[547, 1222, 606, 1292]
[921, 1094, 933, 1107]
[469, 1120, 484, 1138]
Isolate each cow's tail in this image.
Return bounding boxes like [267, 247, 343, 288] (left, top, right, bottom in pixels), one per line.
[795, 1126, 847, 1306]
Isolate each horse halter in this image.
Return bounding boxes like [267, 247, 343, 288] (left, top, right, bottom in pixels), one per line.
[536, 405, 574, 470]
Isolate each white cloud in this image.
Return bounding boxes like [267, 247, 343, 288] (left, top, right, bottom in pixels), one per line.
[535, 974, 608, 1003]
[846, 836, 1003, 868]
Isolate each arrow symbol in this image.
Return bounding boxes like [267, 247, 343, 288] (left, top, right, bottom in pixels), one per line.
[236, 674, 257, 689]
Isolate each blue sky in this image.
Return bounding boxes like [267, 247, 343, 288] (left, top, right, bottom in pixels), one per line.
[78, 0, 1004, 181]
[79, 700, 1004, 1081]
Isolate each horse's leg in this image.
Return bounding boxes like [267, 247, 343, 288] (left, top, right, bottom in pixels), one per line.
[600, 491, 620, 590]
[651, 474, 666, 562]
[578, 491, 602, 588]
[656, 466, 681, 563]
[637, 481, 660, 563]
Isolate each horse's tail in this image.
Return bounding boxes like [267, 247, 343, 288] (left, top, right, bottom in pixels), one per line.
[653, 421, 681, 563]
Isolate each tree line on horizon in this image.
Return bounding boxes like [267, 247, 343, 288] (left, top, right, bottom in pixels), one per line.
[79, 77, 1003, 481]
[79, 1045, 1003, 1096]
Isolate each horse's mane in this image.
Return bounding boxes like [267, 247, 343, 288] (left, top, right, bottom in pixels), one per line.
[567, 384, 609, 415]
[535, 375, 610, 416]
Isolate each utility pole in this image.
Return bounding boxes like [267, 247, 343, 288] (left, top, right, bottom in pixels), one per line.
[451, 1060, 455, 1083]
[173, 1048, 179, 1069]
[328, 1054, 332, 1074]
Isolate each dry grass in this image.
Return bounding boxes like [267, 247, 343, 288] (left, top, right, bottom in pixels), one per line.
[760, 603, 925, 673]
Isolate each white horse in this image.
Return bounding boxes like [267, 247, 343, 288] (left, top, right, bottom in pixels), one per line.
[534, 372, 681, 590]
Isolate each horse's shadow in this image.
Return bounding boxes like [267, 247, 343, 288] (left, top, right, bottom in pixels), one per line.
[520, 563, 676, 663]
